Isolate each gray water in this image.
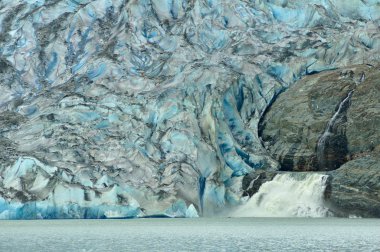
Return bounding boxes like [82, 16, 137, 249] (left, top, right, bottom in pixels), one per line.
[0, 218, 380, 251]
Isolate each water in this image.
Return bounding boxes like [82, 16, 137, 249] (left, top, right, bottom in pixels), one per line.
[232, 173, 330, 217]
[317, 90, 353, 168]
[0, 218, 380, 251]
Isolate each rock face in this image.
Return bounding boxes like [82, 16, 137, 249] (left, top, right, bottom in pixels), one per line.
[260, 65, 380, 171]
[0, 0, 380, 218]
[326, 154, 380, 218]
[259, 65, 380, 217]
[242, 170, 277, 197]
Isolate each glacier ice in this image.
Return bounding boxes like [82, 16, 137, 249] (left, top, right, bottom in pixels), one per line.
[0, 0, 379, 218]
[0, 157, 143, 219]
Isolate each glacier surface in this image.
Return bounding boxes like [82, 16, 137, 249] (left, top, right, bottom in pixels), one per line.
[0, 0, 379, 218]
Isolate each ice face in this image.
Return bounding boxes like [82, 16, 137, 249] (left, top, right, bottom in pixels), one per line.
[0, 157, 143, 219]
[0, 0, 379, 218]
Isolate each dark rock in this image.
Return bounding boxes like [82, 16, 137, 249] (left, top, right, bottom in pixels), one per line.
[260, 65, 379, 171]
[242, 170, 278, 197]
[259, 65, 380, 216]
[346, 71, 380, 156]
[326, 153, 380, 217]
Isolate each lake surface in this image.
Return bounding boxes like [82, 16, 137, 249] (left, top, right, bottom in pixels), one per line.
[0, 218, 379, 251]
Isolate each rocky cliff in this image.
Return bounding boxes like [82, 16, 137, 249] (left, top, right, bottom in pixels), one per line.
[0, 0, 380, 219]
[260, 65, 379, 171]
[258, 65, 380, 217]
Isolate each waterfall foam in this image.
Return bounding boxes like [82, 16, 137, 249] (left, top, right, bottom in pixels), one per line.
[232, 173, 330, 217]
[317, 91, 353, 168]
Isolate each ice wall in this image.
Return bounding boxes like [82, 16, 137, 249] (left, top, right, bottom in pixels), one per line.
[0, 0, 379, 218]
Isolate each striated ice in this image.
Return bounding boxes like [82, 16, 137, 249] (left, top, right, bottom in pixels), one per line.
[0, 157, 142, 219]
[3, 157, 57, 192]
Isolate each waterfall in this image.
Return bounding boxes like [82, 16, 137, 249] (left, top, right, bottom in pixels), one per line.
[232, 173, 330, 217]
[316, 91, 353, 168]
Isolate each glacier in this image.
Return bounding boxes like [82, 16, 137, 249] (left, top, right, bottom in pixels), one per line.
[0, 0, 379, 219]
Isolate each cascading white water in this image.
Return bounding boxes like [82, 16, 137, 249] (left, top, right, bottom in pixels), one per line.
[232, 173, 330, 217]
[317, 91, 353, 168]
